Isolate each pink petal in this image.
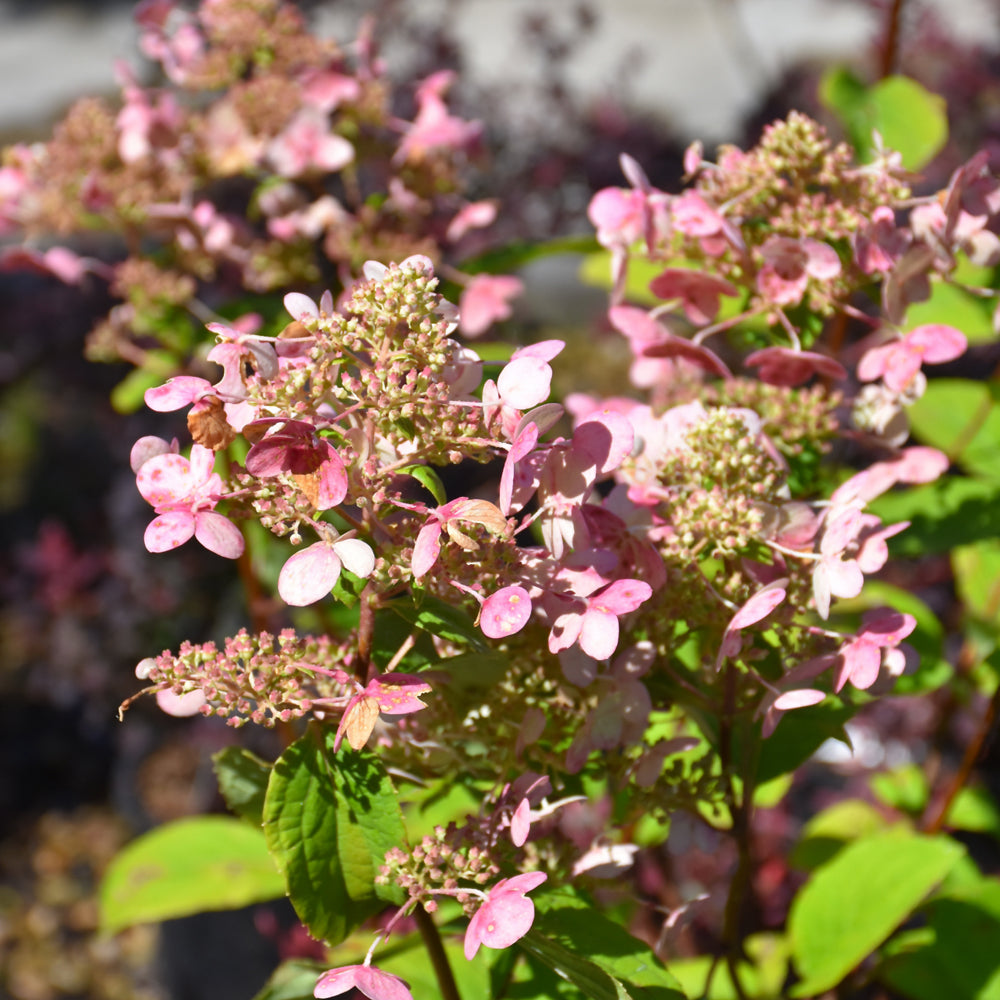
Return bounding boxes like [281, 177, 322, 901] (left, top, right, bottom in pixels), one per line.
[316, 443, 348, 509]
[497, 356, 552, 410]
[156, 688, 207, 717]
[573, 410, 635, 475]
[579, 608, 620, 661]
[772, 688, 826, 711]
[366, 674, 432, 715]
[194, 511, 244, 558]
[728, 582, 787, 631]
[284, 292, 319, 321]
[907, 324, 967, 363]
[278, 543, 342, 606]
[481, 586, 532, 638]
[510, 798, 531, 847]
[352, 967, 414, 1000]
[412, 521, 442, 579]
[591, 579, 653, 615]
[836, 640, 882, 692]
[144, 376, 213, 412]
[331, 538, 375, 579]
[144, 511, 195, 552]
[130, 435, 176, 473]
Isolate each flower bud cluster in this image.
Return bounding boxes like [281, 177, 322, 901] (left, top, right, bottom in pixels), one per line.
[128, 629, 351, 727]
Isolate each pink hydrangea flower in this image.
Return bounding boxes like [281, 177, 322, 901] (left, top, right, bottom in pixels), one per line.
[411, 498, 508, 579]
[833, 610, 917, 692]
[856, 324, 967, 392]
[334, 673, 432, 751]
[278, 538, 375, 607]
[395, 70, 482, 162]
[459, 274, 523, 337]
[548, 578, 653, 661]
[587, 186, 647, 248]
[136, 445, 244, 558]
[464, 871, 548, 959]
[314, 964, 413, 1000]
[648, 268, 739, 325]
[267, 109, 354, 178]
[756, 236, 841, 305]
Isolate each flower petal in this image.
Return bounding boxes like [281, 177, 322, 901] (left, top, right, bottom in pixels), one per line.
[278, 543, 342, 606]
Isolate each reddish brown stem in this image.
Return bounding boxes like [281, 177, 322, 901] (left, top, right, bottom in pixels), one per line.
[879, 0, 907, 79]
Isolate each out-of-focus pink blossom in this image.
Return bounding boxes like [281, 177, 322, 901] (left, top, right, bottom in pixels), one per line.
[459, 274, 523, 337]
[833, 610, 916, 692]
[267, 110, 354, 177]
[464, 872, 547, 959]
[395, 70, 482, 162]
[446, 200, 498, 242]
[608, 305, 731, 379]
[854, 206, 909, 275]
[856, 324, 967, 392]
[756, 236, 841, 306]
[648, 268, 739, 325]
[744, 346, 846, 386]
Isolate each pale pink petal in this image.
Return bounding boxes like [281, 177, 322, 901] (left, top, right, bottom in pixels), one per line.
[156, 688, 207, 717]
[907, 324, 967, 363]
[331, 538, 376, 579]
[573, 410, 635, 475]
[194, 511, 244, 558]
[316, 443, 348, 509]
[728, 582, 787, 631]
[284, 292, 319, 321]
[481, 586, 532, 638]
[130, 435, 176, 473]
[144, 510, 195, 552]
[591, 579, 653, 615]
[144, 376, 213, 412]
[772, 688, 826, 711]
[411, 521, 442, 578]
[366, 674, 432, 715]
[278, 543, 342, 606]
[510, 798, 531, 847]
[498, 356, 550, 410]
[579, 608, 620, 661]
[512, 339, 565, 364]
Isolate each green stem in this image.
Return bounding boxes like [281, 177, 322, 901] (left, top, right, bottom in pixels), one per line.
[414, 904, 462, 1000]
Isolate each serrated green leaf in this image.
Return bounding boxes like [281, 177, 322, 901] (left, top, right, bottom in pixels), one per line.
[789, 830, 965, 995]
[523, 889, 685, 999]
[213, 747, 272, 826]
[262, 731, 406, 944]
[100, 817, 285, 934]
[399, 464, 448, 506]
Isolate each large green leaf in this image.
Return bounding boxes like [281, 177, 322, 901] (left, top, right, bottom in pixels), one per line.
[789, 830, 965, 995]
[820, 69, 947, 170]
[100, 816, 285, 934]
[790, 800, 891, 871]
[871, 475, 1000, 557]
[954, 539, 1000, 632]
[879, 878, 1000, 1000]
[665, 933, 789, 1000]
[213, 746, 272, 825]
[388, 591, 487, 650]
[754, 700, 856, 785]
[262, 730, 406, 944]
[908, 379, 1000, 481]
[520, 889, 686, 1000]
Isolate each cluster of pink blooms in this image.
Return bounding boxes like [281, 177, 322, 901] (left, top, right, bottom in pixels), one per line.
[13, 7, 995, 982]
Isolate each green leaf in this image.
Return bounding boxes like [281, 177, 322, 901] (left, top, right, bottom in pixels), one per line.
[954, 539, 1000, 632]
[789, 830, 965, 995]
[908, 379, 1000, 481]
[666, 933, 790, 1000]
[879, 878, 1000, 1000]
[791, 800, 891, 871]
[521, 889, 686, 999]
[871, 475, 1000, 557]
[213, 747, 272, 826]
[100, 817, 285, 934]
[871, 764, 930, 816]
[110, 355, 175, 414]
[460, 235, 602, 276]
[947, 786, 1000, 842]
[252, 959, 327, 1000]
[388, 591, 487, 650]
[906, 280, 996, 344]
[754, 700, 856, 786]
[820, 69, 947, 170]
[262, 730, 406, 944]
[398, 464, 448, 506]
